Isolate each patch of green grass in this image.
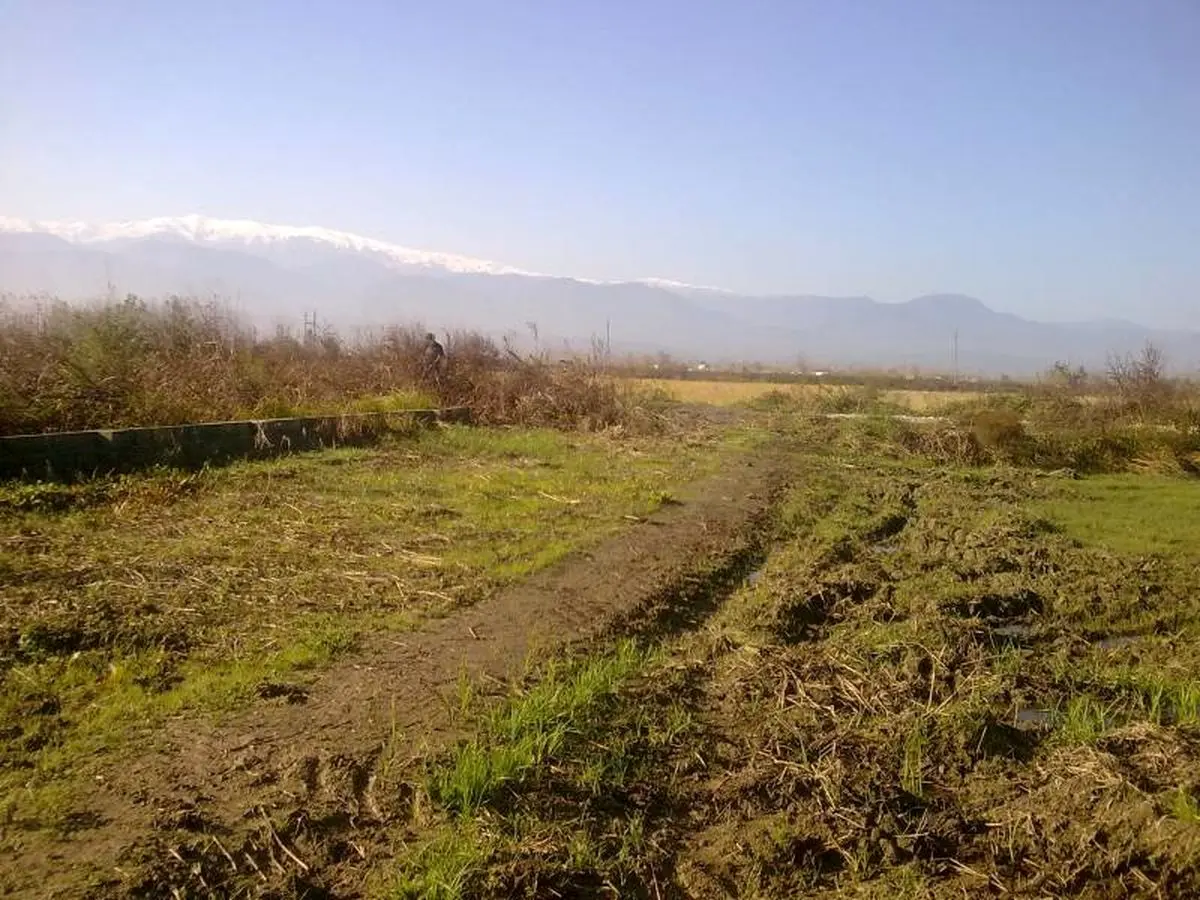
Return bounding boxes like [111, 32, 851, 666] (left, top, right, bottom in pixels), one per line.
[428, 640, 648, 815]
[1, 620, 358, 830]
[387, 640, 653, 896]
[1033, 474, 1200, 558]
[1170, 788, 1200, 824]
[1094, 668, 1200, 727]
[1, 425, 736, 836]
[387, 823, 489, 900]
[342, 389, 441, 414]
[1057, 695, 1113, 745]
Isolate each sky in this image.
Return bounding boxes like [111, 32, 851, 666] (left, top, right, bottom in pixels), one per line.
[2, 0, 1199, 328]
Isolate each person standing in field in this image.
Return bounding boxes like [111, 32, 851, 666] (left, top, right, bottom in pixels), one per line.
[421, 332, 448, 386]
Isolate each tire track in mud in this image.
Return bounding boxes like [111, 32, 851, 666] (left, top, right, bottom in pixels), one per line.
[12, 445, 794, 900]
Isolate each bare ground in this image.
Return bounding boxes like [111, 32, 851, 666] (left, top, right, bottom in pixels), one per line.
[5, 445, 791, 899]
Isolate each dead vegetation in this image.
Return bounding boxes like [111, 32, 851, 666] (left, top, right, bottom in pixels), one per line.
[0, 421, 749, 900]
[364, 424, 1200, 899]
[7, 299, 1200, 898]
[746, 375, 1200, 477]
[0, 297, 659, 435]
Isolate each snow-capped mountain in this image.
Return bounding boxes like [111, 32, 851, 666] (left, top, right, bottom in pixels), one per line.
[2, 213, 1197, 374]
[0, 214, 545, 278]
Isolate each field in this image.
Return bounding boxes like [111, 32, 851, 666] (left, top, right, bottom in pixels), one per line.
[358, 416, 1200, 900]
[4, 321, 1200, 898]
[633, 378, 982, 412]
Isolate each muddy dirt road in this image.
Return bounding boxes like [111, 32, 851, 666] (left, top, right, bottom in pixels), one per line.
[5, 445, 791, 899]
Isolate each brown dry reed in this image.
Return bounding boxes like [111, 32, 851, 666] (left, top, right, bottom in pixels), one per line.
[0, 296, 654, 436]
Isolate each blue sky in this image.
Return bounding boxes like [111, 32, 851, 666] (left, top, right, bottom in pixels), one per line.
[2, 0, 1198, 327]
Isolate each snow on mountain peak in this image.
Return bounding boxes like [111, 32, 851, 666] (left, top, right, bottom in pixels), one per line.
[637, 277, 735, 295]
[0, 214, 545, 277]
[0, 213, 729, 292]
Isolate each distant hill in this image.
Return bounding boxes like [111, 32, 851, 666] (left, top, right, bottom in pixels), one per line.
[2, 215, 1196, 375]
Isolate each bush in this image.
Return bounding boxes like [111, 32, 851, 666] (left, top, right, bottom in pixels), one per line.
[971, 409, 1027, 453]
[0, 297, 644, 435]
[812, 385, 883, 414]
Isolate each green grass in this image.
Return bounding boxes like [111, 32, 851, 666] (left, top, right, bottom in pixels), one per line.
[389, 825, 490, 900]
[1033, 474, 1200, 558]
[390, 640, 652, 898]
[0, 620, 357, 828]
[1091, 668, 1200, 727]
[340, 389, 441, 414]
[1170, 788, 1200, 824]
[428, 640, 648, 815]
[1056, 695, 1113, 744]
[372, 431, 1200, 900]
[0, 424, 739, 836]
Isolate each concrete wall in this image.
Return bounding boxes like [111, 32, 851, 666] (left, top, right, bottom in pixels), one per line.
[0, 407, 472, 482]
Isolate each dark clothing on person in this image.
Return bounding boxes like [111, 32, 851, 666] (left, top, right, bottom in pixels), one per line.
[422, 333, 447, 383]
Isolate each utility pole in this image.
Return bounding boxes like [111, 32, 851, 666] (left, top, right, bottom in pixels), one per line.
[952, 329, 960, 386]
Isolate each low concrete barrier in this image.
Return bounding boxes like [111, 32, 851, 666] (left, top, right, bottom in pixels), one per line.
[0, 407, 473, 482]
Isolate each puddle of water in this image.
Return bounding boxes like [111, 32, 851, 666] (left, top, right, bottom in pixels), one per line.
[746, 567, 765, 587]
[1014, 708, 1055, 730]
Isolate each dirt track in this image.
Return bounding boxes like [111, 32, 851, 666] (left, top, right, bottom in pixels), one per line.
[9, 444, 791, 899]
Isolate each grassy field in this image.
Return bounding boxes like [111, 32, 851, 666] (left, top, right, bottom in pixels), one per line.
[6, 337, 1200, 897]
[1033, 474, 1200, 557]
[0, 422, 752, 839]
[371, 417, 1200, 898]
[633, 377, 985, 412]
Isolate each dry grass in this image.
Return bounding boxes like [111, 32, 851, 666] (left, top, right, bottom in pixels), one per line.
[0, 424, 735, 844]
[634, 377, 982, 412]
[0, 298, 656, 436]
[376, 435, 1200, 899]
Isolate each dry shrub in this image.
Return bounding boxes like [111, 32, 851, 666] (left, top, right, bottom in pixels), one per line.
[938, 379, 1200, 474]
[437, 360, 644, 430]
[746, 388, 802, 412]
[863, 420, 987, 466]
[811, 384, 882, 414]
[1130, 445, 1188, 477]
[0, 297, 641, 434]
[913, 426, 988, 466]
[971, 408, 1026, 451]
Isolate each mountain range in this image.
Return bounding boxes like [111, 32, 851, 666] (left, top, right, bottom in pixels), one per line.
[1, 214, 1195, 375]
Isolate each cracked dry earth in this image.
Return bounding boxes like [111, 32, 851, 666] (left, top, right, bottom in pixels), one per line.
[5, 447, 791, 900]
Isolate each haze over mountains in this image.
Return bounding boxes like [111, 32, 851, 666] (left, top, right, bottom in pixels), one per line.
[1, 215, 1195, 376]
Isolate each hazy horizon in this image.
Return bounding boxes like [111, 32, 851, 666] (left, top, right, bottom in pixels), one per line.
[4, 1, 1199, 329]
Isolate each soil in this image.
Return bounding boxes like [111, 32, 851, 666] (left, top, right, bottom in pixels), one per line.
[4, 444, 793, 899]
[448, 452, 1200, 899]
